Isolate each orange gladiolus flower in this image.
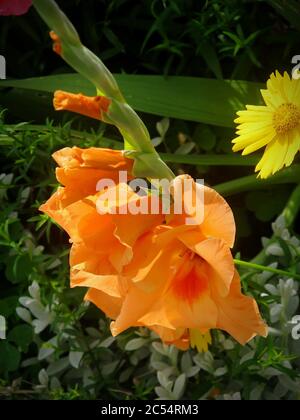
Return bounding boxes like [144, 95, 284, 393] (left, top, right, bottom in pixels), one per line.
[36, 0, 267, 353]
[41, 155, 267, 350]
[90, 175, 267, 348]
[53, 91, 111, 120]
[40, 147, 165, 317]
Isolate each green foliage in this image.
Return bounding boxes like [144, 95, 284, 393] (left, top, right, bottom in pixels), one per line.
[0, 343, 21, 376]
[0, 116, 299, 400]
[0, 74, 263, 127]
[0, 0, 298, 79]
[267, 0, 300, 32]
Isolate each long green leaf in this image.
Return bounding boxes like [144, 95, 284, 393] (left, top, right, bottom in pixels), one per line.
[0, 74, 263, 127]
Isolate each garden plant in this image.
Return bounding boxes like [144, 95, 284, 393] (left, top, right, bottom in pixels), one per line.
[0, 0, 300, 401]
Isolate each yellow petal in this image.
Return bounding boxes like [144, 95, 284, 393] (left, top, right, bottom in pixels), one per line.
[190, 329, 212, 352]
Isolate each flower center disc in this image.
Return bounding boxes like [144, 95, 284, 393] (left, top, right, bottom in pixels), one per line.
[273, 103, 300, 134]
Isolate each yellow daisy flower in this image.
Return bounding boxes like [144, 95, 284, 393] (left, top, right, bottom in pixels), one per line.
[232, 71, 300, 178]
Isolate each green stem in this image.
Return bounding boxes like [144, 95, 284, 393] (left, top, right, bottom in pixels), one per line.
[234, 259, 300, 281]
[161, 153, 259, 166]
[282, 182, 300, 228]
[32, 0, 175, 180]
[214, 165, 300, 197]
[32, 0, 123, 101]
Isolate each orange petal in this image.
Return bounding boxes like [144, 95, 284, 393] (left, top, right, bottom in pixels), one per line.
[79, 148, 132, 170]
[70, 242, 114, 275]
[213, 271, 268, 344]
[49, 147, 133, 206]
[55, 167, 120, 205]
[72, 205, 134, 273]
[169, 175, 236, 248]
[40, 190, 97, 241]
[140, 282, 218, 331]
[85, 288, 122, 319]
[52, 146, 84, 168]
[111, 243, 181, 335]
[71, 270, 121, 298]
[110, 285, 158, 336]
[151, 326, 190, 350]
[52, 146, 133, 171]
[53, 91, 111, 120]
[202, 185, 236, 248]
[112, 195, 164, 250]
[126, 233, 185, 292]
[52, 147, 132, 171]
[177, 233, 235, 297]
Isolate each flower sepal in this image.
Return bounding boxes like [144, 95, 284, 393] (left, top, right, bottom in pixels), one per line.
[124, 150, 174, 180]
